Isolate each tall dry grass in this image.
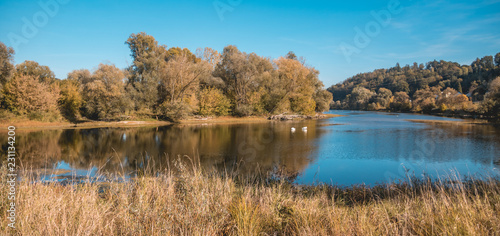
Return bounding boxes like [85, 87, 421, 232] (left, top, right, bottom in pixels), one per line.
[1, 158, 499, 236]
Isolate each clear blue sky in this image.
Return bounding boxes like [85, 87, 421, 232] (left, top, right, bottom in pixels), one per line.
[1, 0, 499, 86]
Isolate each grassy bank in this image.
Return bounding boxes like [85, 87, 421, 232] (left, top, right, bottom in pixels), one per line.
[1, 163, 499, 235]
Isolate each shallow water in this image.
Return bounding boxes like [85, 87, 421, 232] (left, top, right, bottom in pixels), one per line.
[3, 111, 500, 186]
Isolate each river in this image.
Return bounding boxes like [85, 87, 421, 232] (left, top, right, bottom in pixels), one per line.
[4, 111, 499, 186]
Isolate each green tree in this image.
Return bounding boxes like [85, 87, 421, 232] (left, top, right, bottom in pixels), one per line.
[0, 42, 15, 105]
[480, 56, 494, 71]
[314, 89, 333, 112]
[125, 32, 167, 113]
[0, 42, 15, 86]
[495, 52, 500, 67]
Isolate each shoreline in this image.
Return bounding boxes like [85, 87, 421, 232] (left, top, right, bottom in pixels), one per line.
[332, 109, 499, 124]
[405, 119, 491, 125]
[0, 114, 344, 130]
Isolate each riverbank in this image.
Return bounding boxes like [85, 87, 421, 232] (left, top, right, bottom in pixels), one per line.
[406, 119, 491, 125]
[333, 109, 499, 124]
[0, 119, 173, 130]
[0, 114, 343, 130]
[2, 165, 499, 235]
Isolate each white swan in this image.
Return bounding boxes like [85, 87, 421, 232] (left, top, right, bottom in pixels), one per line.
[302, 127, 307, 131]
[291, 127, 296, 132]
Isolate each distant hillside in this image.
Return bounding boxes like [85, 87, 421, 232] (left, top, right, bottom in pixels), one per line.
[327, 53, 500, 119]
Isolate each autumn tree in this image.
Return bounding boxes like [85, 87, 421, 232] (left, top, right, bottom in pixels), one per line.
[157, 54, 211, 119]
[166, 47, 199, 63]
[214, 45, 253, 115]
[198, 87, 231, 116]
[67, 69, 92, 83]
[80, 64, 129, 120]
[58, 75, 83, 122]
[412, 87, 440, 112]
[480, 77, 500, 118]
[436, 87, 471, 111]
[2, 60, 60, 120]
[274, 57, 318, 115]
[214, 46, 279, 116]
[373, 88, 393, 109]
[196, 47, 224, 88]
[348, 87, 375, 110]
[15, 60, 56, 83]
[2, 75, 60, 120]
[390, 92, 411, 111]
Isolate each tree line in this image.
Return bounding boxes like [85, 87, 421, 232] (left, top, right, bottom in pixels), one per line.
[328, 53, 500, 119]
[0, 32, 332, 122]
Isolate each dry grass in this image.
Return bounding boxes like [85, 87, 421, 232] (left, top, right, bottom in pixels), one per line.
[1, 160, 499, 236]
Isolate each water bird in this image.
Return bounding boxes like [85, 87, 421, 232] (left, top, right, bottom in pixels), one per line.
[291, 127, 296, 132]
[302, 127, 307, 131]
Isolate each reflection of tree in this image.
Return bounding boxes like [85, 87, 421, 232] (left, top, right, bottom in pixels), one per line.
[0, 129, 63, 169]
[346, 122, 500, 168]
[427, 123, 500, 167]
[9, 121, 326, 178]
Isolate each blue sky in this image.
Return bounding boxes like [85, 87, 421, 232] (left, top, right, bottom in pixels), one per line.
[0, 0, 499, 86]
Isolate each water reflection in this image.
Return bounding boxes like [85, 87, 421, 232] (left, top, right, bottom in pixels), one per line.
[297, 111, 500, 185]
[2, 111, 499, 185]
[2, 121, 326, 180]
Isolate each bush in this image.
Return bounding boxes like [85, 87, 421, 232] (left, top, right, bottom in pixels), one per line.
[198, 87, 231, 117]
[158, 100, 193, 120]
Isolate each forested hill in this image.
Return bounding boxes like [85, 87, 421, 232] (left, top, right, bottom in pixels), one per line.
[327, 53, 500, 119]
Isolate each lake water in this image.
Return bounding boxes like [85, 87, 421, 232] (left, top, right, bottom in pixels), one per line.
[4, 111, 500, 186]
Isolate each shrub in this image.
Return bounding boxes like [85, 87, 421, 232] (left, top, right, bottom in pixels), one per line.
[198, 87, 231, 117]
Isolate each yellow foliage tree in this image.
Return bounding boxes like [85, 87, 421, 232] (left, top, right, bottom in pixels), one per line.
[3, 75, 60, 120]
[198, 87, 231, 116]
